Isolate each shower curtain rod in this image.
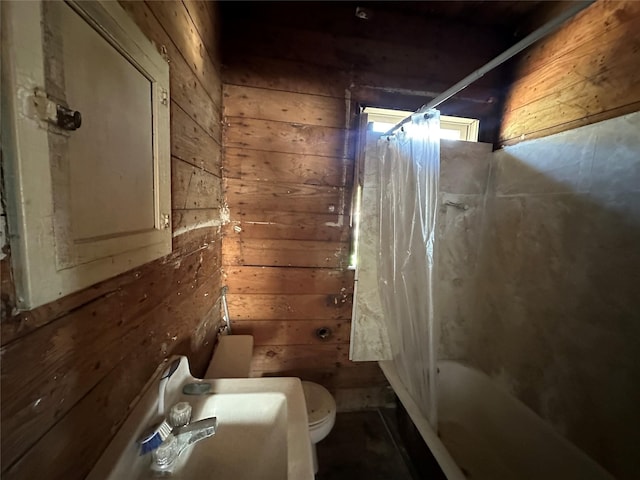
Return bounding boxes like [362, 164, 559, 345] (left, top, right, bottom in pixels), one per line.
[382, 0, 596, 137]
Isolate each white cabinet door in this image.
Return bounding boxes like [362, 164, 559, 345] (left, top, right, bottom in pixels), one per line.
[2, 1, 171, 309]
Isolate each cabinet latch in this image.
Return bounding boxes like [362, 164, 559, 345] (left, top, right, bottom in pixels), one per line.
[31, 88, 82, 131]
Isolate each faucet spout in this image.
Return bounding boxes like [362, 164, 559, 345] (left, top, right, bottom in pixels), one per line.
[174, 417, 217, 446]
[158, 358, 182, 416]
[150, 417, 217, 473]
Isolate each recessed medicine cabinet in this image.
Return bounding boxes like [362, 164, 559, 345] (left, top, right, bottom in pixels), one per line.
[1, 0, 171, 309]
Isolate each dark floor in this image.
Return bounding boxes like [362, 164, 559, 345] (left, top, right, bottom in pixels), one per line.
[316, 408, 422, 480]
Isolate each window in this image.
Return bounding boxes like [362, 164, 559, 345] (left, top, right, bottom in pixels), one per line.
[364, 107, 480, 142]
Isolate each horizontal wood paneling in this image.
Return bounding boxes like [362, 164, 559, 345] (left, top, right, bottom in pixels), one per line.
[224, 266, 354, 294]
[120, 1, 221, 141]
[501, 101, 640, 146]
[225, 179, 349, 216]
[223, 238, 349, 268]
[224, 84, 347, 128]
[146, 0, 221, 109]
[1, 1, 224, 476]
[224, 147, 351, 186]
[219, 17, 393, 407]
[172, 157, 222, 210]
[224, 117, 350, 159]
[504, 9, 640, 113]
[224, 214, 349, 242]
[223, 55, 349, 98]
[512, 1, 639, 79]
[183, 0, 220, 68]
[222, 2, 510, 55]
[222, 23, 504, 87]
[227, 294, 352, 321]
[351, 68, 502, 104]
[223, 54, 501, 122]
[171, 102, 221, 174]
[4, 282, 222, 480]
[251, 344, 350, 371]
[231, 319, 350, 345]
[500, 0, 640, 143]
[172, 208, 221, 233]
[4, 348, 155, 479]
[1, 234, 222, 474]
[0, 226, 220, 347]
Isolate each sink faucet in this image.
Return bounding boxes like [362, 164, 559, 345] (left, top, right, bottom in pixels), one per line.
[158, 358, 182, 416]
[140, 357, 219, 473]
[174, 417, 218, 445]
[138, 358, 183, 456]
[151, 417, 218, 473]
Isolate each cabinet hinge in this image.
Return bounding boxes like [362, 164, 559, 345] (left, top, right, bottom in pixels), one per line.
[160, 45, 170, 63]
[160, 88, 168, 106]
[161, 213, 170, 229]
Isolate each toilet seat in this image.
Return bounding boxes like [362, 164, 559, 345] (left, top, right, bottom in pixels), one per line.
[301, 381, 337, 474]
[302, 381, 336, 427]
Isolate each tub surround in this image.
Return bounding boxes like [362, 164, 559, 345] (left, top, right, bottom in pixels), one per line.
[436, 140, 493, 361]
[351, 138, 494, 362]
[467, 112, 640, 479]
[357, 112, 640, 479]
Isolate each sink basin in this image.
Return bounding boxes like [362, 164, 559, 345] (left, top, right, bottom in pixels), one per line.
[87, 356, 314, 480]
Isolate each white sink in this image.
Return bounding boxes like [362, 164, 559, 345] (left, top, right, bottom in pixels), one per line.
[87, 356, 314, 480]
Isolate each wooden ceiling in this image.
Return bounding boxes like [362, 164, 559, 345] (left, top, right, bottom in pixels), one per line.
[221, 1, 569, 42]
[219, 0, 579, 142]
[358, 1, 547, 34]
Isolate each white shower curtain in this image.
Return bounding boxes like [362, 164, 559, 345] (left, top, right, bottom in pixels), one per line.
[377, 110, 440, 427]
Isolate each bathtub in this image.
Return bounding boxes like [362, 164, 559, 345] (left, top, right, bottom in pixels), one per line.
[379, 360, 614, 480]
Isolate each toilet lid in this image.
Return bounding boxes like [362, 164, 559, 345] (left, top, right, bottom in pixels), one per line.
[302, 381, 336, 426]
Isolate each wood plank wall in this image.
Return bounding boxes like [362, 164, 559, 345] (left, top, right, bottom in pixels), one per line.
[219, 4, 511, 406]
[0, 2, 223, 478]
[500, 0, 640, 144]
[220, 2, 511, 144]
[220, 83, 387, 405]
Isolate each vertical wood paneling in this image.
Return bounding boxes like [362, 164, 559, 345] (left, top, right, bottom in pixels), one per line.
[0, 1, 224, 477]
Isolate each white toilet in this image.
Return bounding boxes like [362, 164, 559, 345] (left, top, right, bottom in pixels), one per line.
[207, 336, 337, 473]
[301, 381, 337, 474]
